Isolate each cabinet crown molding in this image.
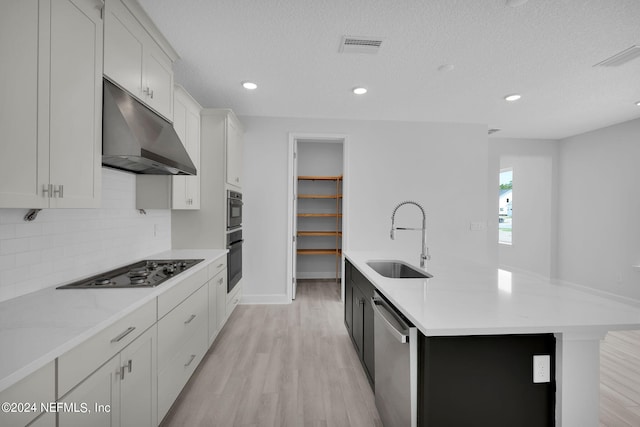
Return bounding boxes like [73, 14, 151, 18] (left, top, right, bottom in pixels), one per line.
[120, 0, 180, 61]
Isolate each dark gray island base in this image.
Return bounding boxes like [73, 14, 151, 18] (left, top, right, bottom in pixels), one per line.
[345, 259, 556, 427]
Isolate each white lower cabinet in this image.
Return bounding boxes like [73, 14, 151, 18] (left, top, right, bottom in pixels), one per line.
[119, 325, 157, 427]
[2, 257, 233, 427]
[157, 284, 209, 422]
[28, 413, 56, 427]
[227, 281, 242, 321]
[208, 270, 227, 345]
[58, 355, 120, 427]
[58, 325, 157, 427]
[0, 361, 54, 427]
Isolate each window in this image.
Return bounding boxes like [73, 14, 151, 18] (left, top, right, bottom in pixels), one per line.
[499, 168, 512, 244]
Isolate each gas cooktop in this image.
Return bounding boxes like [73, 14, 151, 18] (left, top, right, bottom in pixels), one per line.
[56, 259, 204, 289]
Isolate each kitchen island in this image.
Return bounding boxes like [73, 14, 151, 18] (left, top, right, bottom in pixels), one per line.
[345, 251, 640, 427]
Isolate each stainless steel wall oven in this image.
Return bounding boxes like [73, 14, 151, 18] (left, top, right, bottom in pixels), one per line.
[227, 190, 242, 230]
[227, 228, 243, 293]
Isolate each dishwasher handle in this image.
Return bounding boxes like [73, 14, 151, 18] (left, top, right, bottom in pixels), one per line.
[371, 297, 410, 344]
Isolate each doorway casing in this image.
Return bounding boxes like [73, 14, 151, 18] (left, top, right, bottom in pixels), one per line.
[287, 133, 349, 303]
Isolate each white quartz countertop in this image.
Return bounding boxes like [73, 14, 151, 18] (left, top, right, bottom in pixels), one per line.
[345, 251, 640, 337]
[0, 249, 227, 393]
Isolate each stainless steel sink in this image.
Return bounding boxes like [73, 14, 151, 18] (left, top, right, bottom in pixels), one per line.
[367, 260, 433, 279]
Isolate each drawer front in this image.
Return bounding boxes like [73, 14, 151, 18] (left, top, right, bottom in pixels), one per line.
[158, 268, 208, 319]
[0, 361, 54, 427]
[208, 269, 226, 345]
[207, 257, 226, 278]
[58, 299, 156, 397]
[226, 282, 242, 318]
[157, 323, 207, 422]
[157, 284, 207, 371]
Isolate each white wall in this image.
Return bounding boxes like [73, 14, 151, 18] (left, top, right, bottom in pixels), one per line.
[556, 118, 640, 301]
[241, 116, 493, 301]
[488, 138, 559, 278]
[0, 168, 171, 302]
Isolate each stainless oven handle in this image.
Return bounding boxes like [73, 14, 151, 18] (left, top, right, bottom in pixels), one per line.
[227, 239, 244, 248]
[371, 297, 409, 344]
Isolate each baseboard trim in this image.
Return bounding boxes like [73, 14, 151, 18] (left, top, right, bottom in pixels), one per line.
[296, 272, 338, 279]
[241, 294, 290, 305]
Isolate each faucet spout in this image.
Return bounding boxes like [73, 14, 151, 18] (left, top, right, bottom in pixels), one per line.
[390, 201, 430, 268]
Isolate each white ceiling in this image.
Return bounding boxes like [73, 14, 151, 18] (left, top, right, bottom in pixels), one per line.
[138, 0, 640, 139]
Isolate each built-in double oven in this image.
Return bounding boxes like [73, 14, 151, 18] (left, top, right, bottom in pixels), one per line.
[227, 190, 243, 293]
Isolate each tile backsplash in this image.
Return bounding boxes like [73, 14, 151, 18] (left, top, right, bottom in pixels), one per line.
[0, 168, 171, 302]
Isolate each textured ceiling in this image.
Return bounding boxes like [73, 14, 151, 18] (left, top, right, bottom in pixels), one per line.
[138, 0, 640, 139]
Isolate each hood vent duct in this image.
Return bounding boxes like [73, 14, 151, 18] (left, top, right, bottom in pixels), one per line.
[102, 79, 196, 175]
[339, 36, 383, 54]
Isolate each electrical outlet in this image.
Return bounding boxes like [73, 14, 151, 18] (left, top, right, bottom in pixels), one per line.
[533, 355, 550, 383]
[469, 221, 486, 231]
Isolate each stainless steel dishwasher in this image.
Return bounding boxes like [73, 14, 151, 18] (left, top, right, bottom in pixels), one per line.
[371, 291, 418, 427]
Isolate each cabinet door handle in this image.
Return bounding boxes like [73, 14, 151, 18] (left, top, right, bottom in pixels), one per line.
[184, 354, 196, 367]
[42, 184, 52, 198]
[184, 314, 196, 325]
[116, 365, 126, 380]
[127, 359, 132, 373]
[143, 87, 154, 99]
[111, 326, 136, 343]
[53, 185, 64, 198]
[218, 278, 224, 285]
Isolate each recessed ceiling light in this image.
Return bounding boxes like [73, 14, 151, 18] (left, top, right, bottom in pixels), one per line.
[353, 87, 367, 95]
[504, 94, 522, 102]
[635, 101, 640, 106]
[242, 81, 257, 90]
[506, 0, 529, 7]
[438, 64, 455, 72]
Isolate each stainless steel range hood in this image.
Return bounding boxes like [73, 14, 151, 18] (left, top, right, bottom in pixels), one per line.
[102, 79, 196, 175]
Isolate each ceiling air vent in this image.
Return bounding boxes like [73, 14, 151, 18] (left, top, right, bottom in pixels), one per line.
[339, 36, 383, 54]
[488, 128, 501, 135]
[594, 45, 640, 67]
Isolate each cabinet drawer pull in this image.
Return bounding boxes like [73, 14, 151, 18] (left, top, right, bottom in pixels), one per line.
[184, 314, 196, 325]
[184, 354, 196, 367]
[110, 326, 136, 343]
[217, 263, 224, 269]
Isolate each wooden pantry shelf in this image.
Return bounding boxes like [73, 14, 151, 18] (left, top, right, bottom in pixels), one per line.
[297, 194, 343, 199]
[296, 173, 343, 281]
[297, 249, 342, 255]
[297, 213, 343, 218]
[298, 175, 343, 181]
[298, 231, 343, 237]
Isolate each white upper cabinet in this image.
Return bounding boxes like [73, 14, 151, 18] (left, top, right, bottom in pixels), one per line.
[104, 0, 176, 121]
[172, 86, 201, 209]
[226, 113, 244, 189]
[0, 0, 102, 209]
[136, 85, 201, 210]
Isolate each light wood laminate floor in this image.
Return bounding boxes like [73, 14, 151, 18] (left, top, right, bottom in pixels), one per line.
[160, 280, 382, 427]
[600, 329, 640, 426]
[160, 280, 640, 427]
